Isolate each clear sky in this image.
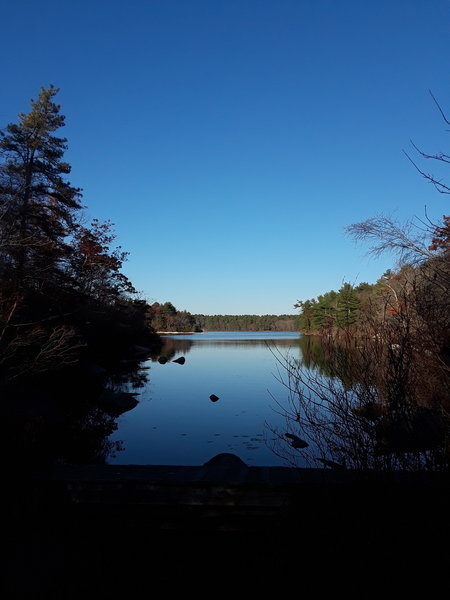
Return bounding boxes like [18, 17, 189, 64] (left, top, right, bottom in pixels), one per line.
[1, 0, 449, 315]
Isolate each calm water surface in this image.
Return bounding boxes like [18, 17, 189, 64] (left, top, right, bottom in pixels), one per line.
[108, 331, 304, 467]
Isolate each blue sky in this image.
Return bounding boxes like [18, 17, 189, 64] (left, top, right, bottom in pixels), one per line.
[1, 0, 449, 315]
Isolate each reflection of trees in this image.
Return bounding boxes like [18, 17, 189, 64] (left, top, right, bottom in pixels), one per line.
[297, 336, 362, 388]
[106, 360, 150, 392]
[6, 357, 150, 468]
[297, 336, 331, 372]
[52, 406, 123, 465]
[267, 330, 449, 472]
[148, 337, 194, 363]
[7, 389, 120, 468]
[151, 336, 302, 361]
[276, 136, 450, 474]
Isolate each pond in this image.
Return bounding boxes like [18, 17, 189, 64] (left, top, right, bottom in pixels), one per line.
[107, 331, 305, 467]
[10, 328, 445, 471]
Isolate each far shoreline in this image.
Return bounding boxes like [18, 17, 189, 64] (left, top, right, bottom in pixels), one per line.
[156, 330, 300, 335]
[157, 331, 202, 335]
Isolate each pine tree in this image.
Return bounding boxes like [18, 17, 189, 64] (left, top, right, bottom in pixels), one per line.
[336, 283, 360, 327]
[0, 85, 82, 292]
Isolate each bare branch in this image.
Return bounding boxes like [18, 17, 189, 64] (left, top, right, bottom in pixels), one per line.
[346, 215, 435, 264]
[410, 140, 450, 164]
[403, 150, 450, 195]
[429, 89, 450, 126]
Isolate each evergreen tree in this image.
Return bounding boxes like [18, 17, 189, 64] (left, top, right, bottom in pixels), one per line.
[336, 283, 360, 327]
[296, 299, 317, 333]
[0, 85, 82, 292]
[0, 87, 151, 381]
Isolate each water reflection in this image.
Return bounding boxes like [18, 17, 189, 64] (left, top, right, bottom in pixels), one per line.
[297, 335, 362, 390]
[269, 335, 449, 471]
[6, 356, 151, 469]
[107, 332, 303, 467]
[152, 333, 302, 360]
[11, 330, 446, 471]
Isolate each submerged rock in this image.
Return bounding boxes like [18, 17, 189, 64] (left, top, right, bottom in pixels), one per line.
[98, 390, 139, 415]
[285, 432, 309, 449]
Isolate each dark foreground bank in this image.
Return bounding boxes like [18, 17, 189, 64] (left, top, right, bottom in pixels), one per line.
[8, 454, 450, 597]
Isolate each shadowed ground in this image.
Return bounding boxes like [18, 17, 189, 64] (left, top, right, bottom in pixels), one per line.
[7, 454, 449, 596]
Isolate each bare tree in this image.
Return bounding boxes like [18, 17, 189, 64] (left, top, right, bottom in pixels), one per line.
[269, 92, 449, 472]
[266, 296, 449, 472]
[403, 90, 450, 195]
[346, 214, 437, 264]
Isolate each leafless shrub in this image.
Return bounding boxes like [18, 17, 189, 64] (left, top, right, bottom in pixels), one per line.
[0, 323, 84, 380]
[267, 276, 449, 472]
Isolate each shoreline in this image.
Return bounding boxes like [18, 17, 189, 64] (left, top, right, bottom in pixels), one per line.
[157, 331, 201, 335]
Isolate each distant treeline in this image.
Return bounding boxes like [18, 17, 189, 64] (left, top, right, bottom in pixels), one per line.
[192, 314, 298, 331]
[146, 303, 299, 332]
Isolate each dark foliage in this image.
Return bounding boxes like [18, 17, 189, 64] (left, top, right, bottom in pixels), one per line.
[0, 86, 159, 385]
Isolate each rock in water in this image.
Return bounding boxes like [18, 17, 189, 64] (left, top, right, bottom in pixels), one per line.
[285, 432, 309, 449]
[209, 394, 219, 402]
[172, 356, 186, 365]
[201, 453, 248, 481]
[203, 453, 246, 467]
